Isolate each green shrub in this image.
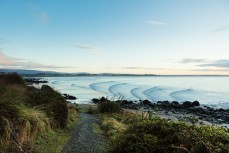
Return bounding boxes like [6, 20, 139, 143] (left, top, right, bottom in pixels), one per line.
[0, 74, 71, 152]
[113, 117, 229, 153]
[98, 101, 122, 113]
[87, 105, 94, 114]
[100, 116, 126, 142]
[33, 85, 68, 128]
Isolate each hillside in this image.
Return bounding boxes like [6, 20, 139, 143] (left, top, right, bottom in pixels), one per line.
[0, 73, 78, 152]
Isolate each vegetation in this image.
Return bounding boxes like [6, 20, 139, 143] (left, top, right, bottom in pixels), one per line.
[97, 101, 229, 153]
[0, 73, 78, 153]
[98, 100, 122, 113]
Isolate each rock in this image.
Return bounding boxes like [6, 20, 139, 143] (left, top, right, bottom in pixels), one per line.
[192, 101, 200, 106]
[171, 101, 179, 105]
[63, 94, 77, 100]
[171, 101, 180, 108]
[182, 101, 193, 108]
[160, 101, 170, 107]
[218, 108, 225, 112]
[143, 99, 151, 105]
[24, 78, 48, 84]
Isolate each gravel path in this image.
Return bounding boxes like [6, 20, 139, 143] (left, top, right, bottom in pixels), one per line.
[62, 113, 109, 153]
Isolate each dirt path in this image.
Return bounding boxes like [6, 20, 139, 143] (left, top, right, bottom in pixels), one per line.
[62, 113, 109, 153]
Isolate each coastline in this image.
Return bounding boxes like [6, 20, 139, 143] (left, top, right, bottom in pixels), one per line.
[26, 78, 229, 128]
[91, 98, 229, 128]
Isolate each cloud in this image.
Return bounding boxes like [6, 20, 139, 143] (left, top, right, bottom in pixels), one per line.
[0, 38, 9, 45]
[123, 67, 154, 70]
[179, 58, 207, 63]
[122, 67, 168, 70]
[198, 60, 229, 68]
[192, 68, 229, 72]
[180, 58, 229, 68]
[0, 51, 70, 69]
[36, 11, 49, 23]
[75, 44, 103, 52]
[146, 20, 167, 26]
[27, 2, 49, 23]
[213, 25, 229, 32]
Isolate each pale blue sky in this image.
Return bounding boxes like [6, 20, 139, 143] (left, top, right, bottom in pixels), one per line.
[0, 0, 229, 74]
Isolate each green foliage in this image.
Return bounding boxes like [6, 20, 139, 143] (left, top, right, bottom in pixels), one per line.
[31, 105, 79, 153]
[112, 117, 229, 153]
[33, 85, 68, 128]
[87, 105, 95, 114]
[0, 74, 71, 152]
[100, 116, 126, 142]
[98, 101, 122, 113]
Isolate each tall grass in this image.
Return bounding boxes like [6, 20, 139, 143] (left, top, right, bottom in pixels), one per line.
[100, 113, 229, 153]
[98, 101, 122, 113]
[0, 73, 70, 152]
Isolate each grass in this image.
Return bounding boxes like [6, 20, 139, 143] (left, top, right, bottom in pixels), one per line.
[0, 73, 79, 152]
[96, 101, 229, 153]
[30, 104, 79, 153]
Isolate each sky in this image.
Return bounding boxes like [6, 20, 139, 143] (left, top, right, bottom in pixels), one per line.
[0, 0, 229, 75]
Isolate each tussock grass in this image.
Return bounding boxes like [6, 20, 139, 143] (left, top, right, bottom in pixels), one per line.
[100, 116, 126, 142]
[98, 101, 122, 113]
[31, 105, 79, 153]
[100, 111, 229, 153]
[0, 73, 74, 152]
[0, 73, 25, 86]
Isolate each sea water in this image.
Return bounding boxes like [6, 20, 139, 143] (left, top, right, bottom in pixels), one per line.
[40, 76, 229, 108]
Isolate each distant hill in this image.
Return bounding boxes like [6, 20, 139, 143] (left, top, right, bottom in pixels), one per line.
[1, 69, 226, 77]
[0, 69, 92, 76]
[0, 69, 59, 74]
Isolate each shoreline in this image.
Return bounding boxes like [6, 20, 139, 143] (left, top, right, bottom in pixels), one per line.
[26, 79, 229, 128]
[90, 97, 229, 128]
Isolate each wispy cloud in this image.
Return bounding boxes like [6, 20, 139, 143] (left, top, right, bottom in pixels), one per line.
[179, 58, 207, 64]
[36, 11, 49, 23]
[0, 51, 70, 69]
[75, 44, 103, 53]
[192, 68, 229, 72]
[180, 58, 229, 68]
[146, 20, 167, 26]
[27, 2, 49, 23]
[198, 60, 229, 68]
[213, 25, 229, 32]
[123, 67, 168, 70]
[0, 38, 9, 45]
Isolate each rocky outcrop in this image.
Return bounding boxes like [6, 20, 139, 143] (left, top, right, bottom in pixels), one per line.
[91, 98, 229, 125]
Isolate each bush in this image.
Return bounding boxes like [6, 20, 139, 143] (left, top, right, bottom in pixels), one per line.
[113, 117, 229, 153]
[98, 101, 122, 113]
[33, 85, 68, 128]
[100, 116, 126, 141]
[0, 74, 71, 152]
[87, 105, 94, 114]
[0, 101, 50, 152]
[0, 73, 25, 86]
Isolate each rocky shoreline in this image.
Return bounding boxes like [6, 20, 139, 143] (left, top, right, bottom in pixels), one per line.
[92, 97, 229, 127]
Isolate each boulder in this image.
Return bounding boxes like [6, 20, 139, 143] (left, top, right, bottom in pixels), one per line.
[171, 101, 180, 108]
[192, 101, 200, 106]
[63, 94, 77, 100]
[143, 99, 151, 105]
[182, 101, 193, 108]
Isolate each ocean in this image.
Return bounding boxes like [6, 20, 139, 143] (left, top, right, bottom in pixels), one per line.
[40, 76, 229, 109]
